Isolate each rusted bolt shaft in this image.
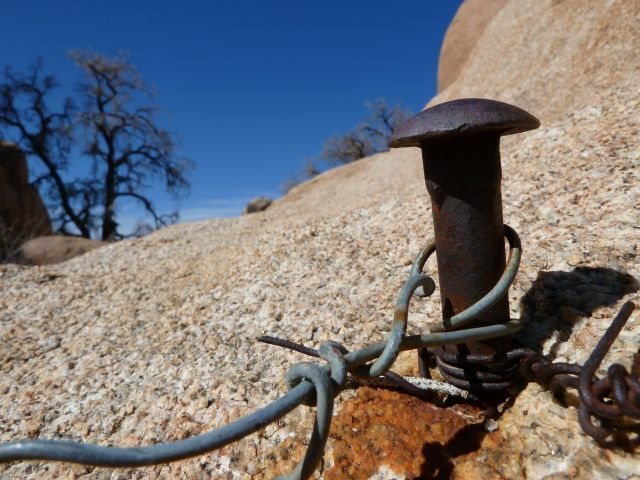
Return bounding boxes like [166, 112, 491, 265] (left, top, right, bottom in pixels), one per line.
[390, 98, 539, 391]
[421, 136, 508, 330]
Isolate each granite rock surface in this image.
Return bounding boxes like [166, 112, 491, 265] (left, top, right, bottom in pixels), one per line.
[1, 0, 639, 478]
[436, 0, 507, 92]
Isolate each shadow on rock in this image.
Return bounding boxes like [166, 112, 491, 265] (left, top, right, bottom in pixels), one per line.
[516, 266, 638, 356]
[419, 422, 486, 479]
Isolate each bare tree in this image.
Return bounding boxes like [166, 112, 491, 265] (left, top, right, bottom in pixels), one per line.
[360, 99, 412, 151]
[0, 216, 50, 264]
[321, 99, 411, 166]
[0, 60, 88, 236]
[281, 99, 412, 194]
[71, 50, 192, 240]
[321, 133, 376, 167]
[281, 158, 320, 194]
[0, 52, 192, 241]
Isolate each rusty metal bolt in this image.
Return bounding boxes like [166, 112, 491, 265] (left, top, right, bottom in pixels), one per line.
[389, 98, 540, 392]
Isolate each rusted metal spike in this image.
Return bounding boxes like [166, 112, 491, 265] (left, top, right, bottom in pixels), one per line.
[390, 98, 539, 391]
[632, 350, 640, 379]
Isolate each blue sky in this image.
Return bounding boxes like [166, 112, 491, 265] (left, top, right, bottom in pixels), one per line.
[1, 1, 463, 231]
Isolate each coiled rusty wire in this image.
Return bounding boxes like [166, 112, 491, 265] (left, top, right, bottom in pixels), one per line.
[519, 301, 639, 441]
[0, 225, 637, 479]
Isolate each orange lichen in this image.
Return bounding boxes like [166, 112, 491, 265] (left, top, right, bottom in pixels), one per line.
[325, 387, 502, 480]
[263, 437, 309, 479]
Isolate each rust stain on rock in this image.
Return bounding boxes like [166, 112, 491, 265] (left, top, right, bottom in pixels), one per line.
[325, 387, 507, 479]
[263, 436, 310, 479]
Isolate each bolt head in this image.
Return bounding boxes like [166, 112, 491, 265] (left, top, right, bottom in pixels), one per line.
[389, 98, 540, 148]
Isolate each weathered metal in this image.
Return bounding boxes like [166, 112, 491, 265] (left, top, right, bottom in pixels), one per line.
[518, 301, 639, 442]
[389, 98, 540, 391]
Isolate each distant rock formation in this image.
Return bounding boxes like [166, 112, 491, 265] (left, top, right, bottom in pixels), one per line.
[244, 196, 273, 214]
[0, 142, 52, 261]
[18, 235, 107, 265]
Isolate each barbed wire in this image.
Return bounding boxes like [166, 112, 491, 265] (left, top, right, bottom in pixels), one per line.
[1, 224, 637, 478]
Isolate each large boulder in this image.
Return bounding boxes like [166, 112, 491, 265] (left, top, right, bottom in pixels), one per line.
[437, 0, 508, 92]
[432, 0, 639, 124]
[1, 1, 639, 478]
[18, 235, 108, 265]
[0, 142, 52, 261]
[244, 196, 273, 214]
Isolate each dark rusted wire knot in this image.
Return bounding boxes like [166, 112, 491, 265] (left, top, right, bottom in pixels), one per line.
[518, 301, 639, 441]
[578, 301, 638, 440]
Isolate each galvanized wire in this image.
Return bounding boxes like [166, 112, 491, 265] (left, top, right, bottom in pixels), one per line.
[428, 224, 521, 333]
[0, 226, 523, 478]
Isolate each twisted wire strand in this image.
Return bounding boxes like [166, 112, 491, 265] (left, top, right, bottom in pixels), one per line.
[517, 301, 638, 441]
[0, 382, 311, 467]
[257, 336, 464, 400]
[0, 225, 523, 477]
[0, 322, 522, 471]
[280, 362, 334, 480]
[577, 301, 637, 440]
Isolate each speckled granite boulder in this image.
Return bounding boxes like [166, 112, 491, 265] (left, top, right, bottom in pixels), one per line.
[18, 235, 107, 266]
[437, 0, 507, 92]
[244, 196, 274, 215]
[1, 0, 639, 478]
